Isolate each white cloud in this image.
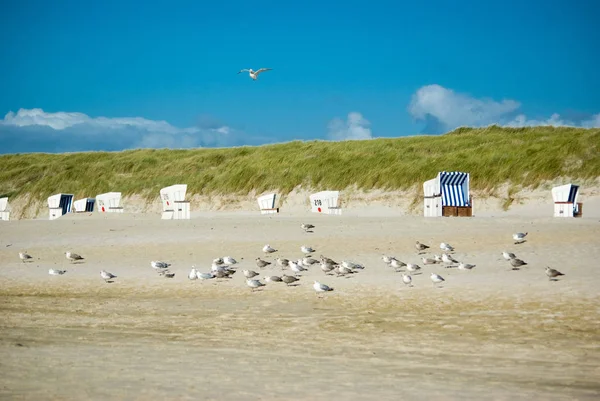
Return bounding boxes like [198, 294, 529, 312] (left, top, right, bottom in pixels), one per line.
[408, 84, 600, 132]
[408, 84, 520, 131]
[1, 108, 202, 134]
[327, 112, 373, 141]
[0, 108, 241, 152]
[581, 114, 600, 128]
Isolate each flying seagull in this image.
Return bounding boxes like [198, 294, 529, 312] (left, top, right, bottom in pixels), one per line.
[238, 68, 272, 80]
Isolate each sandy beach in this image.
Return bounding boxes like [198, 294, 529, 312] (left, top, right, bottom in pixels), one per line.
[1, 207, 600, 400]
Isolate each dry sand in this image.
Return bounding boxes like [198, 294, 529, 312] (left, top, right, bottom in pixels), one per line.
[1, 208, 600, 400]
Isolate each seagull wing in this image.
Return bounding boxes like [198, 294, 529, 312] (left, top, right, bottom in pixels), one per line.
[254, 68, 273, 75]
[237, 69, 250, 74]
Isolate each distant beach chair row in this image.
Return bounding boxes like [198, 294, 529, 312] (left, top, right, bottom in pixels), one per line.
[423, 171, 582, 218]
[0, 174, 584, 221]
[257, 191, 342, 216]
[47, 192, 124, 220]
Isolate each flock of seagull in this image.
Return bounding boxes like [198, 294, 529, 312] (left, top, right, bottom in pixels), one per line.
[17, 226, 566, 296]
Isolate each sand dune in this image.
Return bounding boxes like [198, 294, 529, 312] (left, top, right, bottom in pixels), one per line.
[1, 211, 599, 400]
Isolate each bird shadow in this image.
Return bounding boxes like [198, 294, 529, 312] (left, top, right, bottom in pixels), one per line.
[514, 241, 527, 245]
[286, 283, 301, 287]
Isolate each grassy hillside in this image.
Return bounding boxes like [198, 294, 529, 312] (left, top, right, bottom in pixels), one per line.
[1, 125, 599, 208]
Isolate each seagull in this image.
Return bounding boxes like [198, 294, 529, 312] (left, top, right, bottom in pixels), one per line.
[382, 255, 394, 264]
[246, 279, 266, 291]
[263, 244, 277, 255]
[390, 259, 406, 269]
[264, 275, 283, 283]
[320, 255, 338, 265]
[100, 270, 116, 282]
[342, 261, 364, 270]
[49, 268, 67, 275]
[302, 256, 319, 266]
[430, 273, 445, 287]
[290, 261, 307, 275]
[238, 68, 273, 80]
[276, 257, 290, 269]
[66, 251, 84, 263]
[320, 262, 335, 275]
[513, 232, 528, 244]
[281, 274, 299, 286]
[214, 269, 235, 279]
[509, 258, 528, 270]
[458, 262, 476, 270]
[301, 223, 315, 232]
[442, 253, 459, 264]
[440, 242, 454, 252]
[401, 274, 412, 287]
[243, 269, 259, 279]
[255, 258, 271, 268]
[213, 257, 224, 265]
[415, 241, 430, 253]
[151, 261, 171, 270]
[335, 265, 355, 276]
[19, 252, 33, 263]
[545, 266, 565, 281]
[188, 268, 198, 280]
[196, 271, 216, 281]
[406, 263, 421, 273]
[223, 256, 237, 266]
[300, 245, 315, 255]
[422, 257, 437, 265]
[313, 281, 334, 296]
[502, 251, 517, 261]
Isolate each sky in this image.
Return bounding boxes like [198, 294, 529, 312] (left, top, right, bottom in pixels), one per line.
[0, 0, 598, 153]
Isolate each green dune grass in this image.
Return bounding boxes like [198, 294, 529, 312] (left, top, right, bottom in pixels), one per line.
[1, 126, 599, 210]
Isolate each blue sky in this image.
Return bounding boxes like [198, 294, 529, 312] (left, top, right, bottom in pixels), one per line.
[1, 0, 598, 153]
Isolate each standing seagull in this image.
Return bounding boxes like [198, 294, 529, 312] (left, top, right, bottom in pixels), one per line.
[19, 252, 33, 263]
[282, 274, 299, 286]
[440, 242, 454, 252]
[513, 232, 528, 244]
[151, 261, 171, 270]
[510, 258, 528, 270]
[458, 262, 476, 271]
[301, 223, 315, 233]
[255, 257, 271, 269]
[401, 274, 413, 287]
[415, 241, 430, 253]
[313, 281, 334, 297]
[100, 270, 117, 283]
[430, 273, 445, 287]
[243, 269, 259, 279]
[246, 279, 266, 292]
[263, 244, 277, 255]
[223, 256, 237, 266]
[66, 251, 84, 263]
[545, 266, 565, 281]
[300, 245, 315, 255]
[237, 68, 273, 80]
